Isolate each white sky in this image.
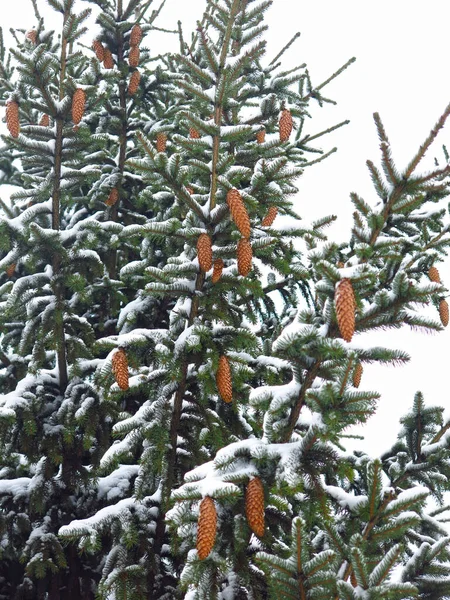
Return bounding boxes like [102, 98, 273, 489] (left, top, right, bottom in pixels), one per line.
[2, 0, 450, 455]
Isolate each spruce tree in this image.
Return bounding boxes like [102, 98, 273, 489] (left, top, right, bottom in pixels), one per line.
[0, 1, 450, 599]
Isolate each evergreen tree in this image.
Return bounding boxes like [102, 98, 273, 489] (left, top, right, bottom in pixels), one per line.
[0, 1, 450, 599]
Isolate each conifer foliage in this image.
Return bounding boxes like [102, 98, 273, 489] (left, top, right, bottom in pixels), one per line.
[0, 0, 450, 599]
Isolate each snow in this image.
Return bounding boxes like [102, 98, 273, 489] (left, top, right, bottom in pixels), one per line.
[97, 465, 139, 501]
[324, 485, 368, 511]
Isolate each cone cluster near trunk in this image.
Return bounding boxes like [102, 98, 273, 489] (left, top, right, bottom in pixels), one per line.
[212, 258, 224, 284]
[130, 24, 143, 47]
[245, 477, 265, 537]
[216, 355, 232, 403]
[72, 89, 86, 125]
[128, 46, 140, 68]
[439, 299, 449, 327]
[353, 362, 363, 388]
[92, 39, 105, 61]
[279, 108, 293, 142]
[128, 70, 141, 95]
[106, 188, 119, 207]
[6, 101, 20, 138]
[261, 206, 278, 227]
[335, 278, 356, 342]
[103, 48, 114, 69]
[226, 188, 251, 239]
[197, 234, 213, 273]
[112, 348, 129, 390]
[237, 238, 252, 277]
[39, 114, 50, 127]
[156, 132, 167, 153]
[196, 496, 217, 560]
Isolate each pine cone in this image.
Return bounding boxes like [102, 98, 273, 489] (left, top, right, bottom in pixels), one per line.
[279, 108, 293, 142]
[112, 348, 129, 390]
[105, 188, 119, 207]
[335, 278, 356, 342]
[156, 132, 167, 153]
[353, 362, 363, 388]
[245, 477, 265, 537]
[216, 355, 232, 403]
[428, 266, 441, 283]
[261, 206, 278, 227]
[130, 24, 143, 47]
[190, 127, 201, 139]
[197, 234, 213, 272]
[6, 101, 20, 138]
[226, 188, 251, 239]
[72, 88, 86, 125]
[103, 48, 114, 69]
[197, 497, 217, 560]
[128, 70, 141, 95]
[92, 39, 105, 61]
[439, 299, 449, 327]
[237, 238, 252, 277]
[128, 46, 140, 68]
[186, 187, 194, 195]
[6, 263, 16, 278]
[26, 30, 37, 44]
[256, 128, 265, 144]
[39, 114, 50, 127]
[212, 258, 224, 284]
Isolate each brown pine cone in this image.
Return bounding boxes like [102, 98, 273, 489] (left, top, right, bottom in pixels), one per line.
[245, 477, 265, 537]
[112, 348, 129, 390]
[439, 299, 449, 327]
[237, 238, 252, 277]
[105, 188, 119, 207]
[39, 114, 50, 127]
[353, 362, 363, 388]
[92, 39, 105, 61]
[261, 206, 278, 227]
[6, 263, 16, 278]
[197, 234, 213, 272]
[72, 88, 86, 125]
[128, 70, 141, 95]
[6, 101, 20, 138]
[212, 258, 224, 284]
[197, 496, 217, 560]
[156, 132, 167, 153]
[226, 188, 251, 239]
[130, 24, 143, 47]
[256, 128, 265, 144]
[216, 355, 232, 403]
[128, 46, 140, 68]
[26, 30, 38, 44]
[186, 187, 194, 195]
[279, 108, 293, 142]
[428, 266, 441, 283]
[335, 278, 356, 342]
[103, 48, 114, 69]
[189, 127, 201, 139]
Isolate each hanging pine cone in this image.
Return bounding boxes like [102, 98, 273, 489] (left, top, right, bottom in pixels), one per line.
[92, 39, 105, 61]
[196, 496, 217, 560]
[189, 127, 201, 139]
[212, 258, 224, 284]
[353, 362, 363, 388]
[439, 299, 449, 327]
[128, 70, 141, 95]
[6, 101, 20, 138]
[226, 188, 251, 239]
[39, 114, 50, 127]
[130, 24, 143, 47]
[197, 234, 213, 272]
[6, 263, 16, 278]
[261, 206, 278, 227]
[103, 48, 114, 69]
[26, 30, 37, 44]
[237, 238, 252, 277]
[256, 128, 265, 144]
[279, 108, 293, 142]
[216, 355, 232, 403]
[72, 88, 86, 125]
[112, 348, 129, 390]
[128, 46, 140, 68]
[335, 278, 356, 342]
[105, 188, 119, 207]
[156, 132, 167, 153]
[428, 266, 441, 283]
[245, 477, 265, 538]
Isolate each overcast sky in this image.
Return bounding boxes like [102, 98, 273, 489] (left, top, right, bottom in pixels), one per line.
[2, 0, 450, 455]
